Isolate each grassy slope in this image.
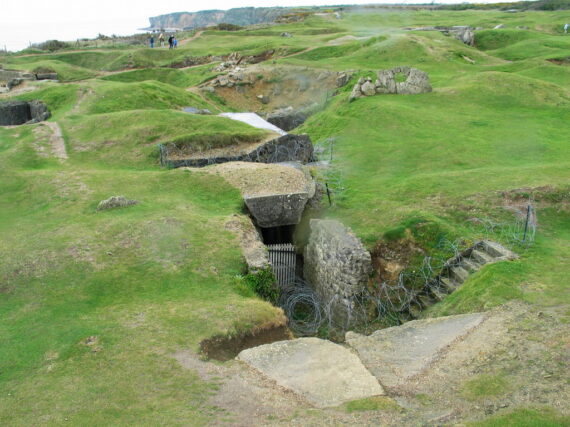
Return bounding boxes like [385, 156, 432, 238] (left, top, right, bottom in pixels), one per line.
[62, 110, 268, 168]
[0, 125, 279, 426]
[291, 11, 570, 319]
[1, 8, 569, 425]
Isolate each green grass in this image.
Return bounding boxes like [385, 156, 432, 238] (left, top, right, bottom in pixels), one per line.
[1, 7, 570, 425]
[80, 80, 210, 114]
[100, 66, 215, 88]
[462, 373, 510, 400]
[469, 407, 570, 426]
[0, 155, 281, 424]
[344, 396, 402, 413]
[12, 84, 79, 119]
[475, 29, 537, 51]
[0, 59, 96, 82]
[61, 110, 269, 168]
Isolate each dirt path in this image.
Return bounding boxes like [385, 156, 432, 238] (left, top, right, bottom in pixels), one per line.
[43, 122, 68, 160]
[71, 87, 94, 114]
[186, 87, 222, 112]
[180, 30, 204, 46]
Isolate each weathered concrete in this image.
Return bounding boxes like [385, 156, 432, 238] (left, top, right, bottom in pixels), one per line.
[237, 337, 384, 408]
[163, 133, 314, 168]
[245, 192, 309, 227]
[346, 313, 486, 390]
[0, 101, 30, 125]
[304, 219, 372, 326]
[266, 106, 311, 132]
[0, 100, 51, 126]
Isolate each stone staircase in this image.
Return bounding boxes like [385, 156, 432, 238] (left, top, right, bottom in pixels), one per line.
[407, 241, 518, 319]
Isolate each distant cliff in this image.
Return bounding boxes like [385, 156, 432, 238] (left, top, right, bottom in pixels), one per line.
[148, 7, 291, 30]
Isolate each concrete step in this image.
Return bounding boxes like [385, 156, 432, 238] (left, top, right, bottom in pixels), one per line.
[418, 294, 437, 309]
[449, 266, 470, 283]
[346, 313, 486, 389]
[461, 258, 480, 273]
[428, 285, 449, 301]
[470, 249, 493, 265]
[439, 276, 460, 292]
[480, 240, 518, 260]
[408, 303, 423, 319]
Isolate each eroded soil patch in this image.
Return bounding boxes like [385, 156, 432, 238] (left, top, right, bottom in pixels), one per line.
[200, 323, 292, 361]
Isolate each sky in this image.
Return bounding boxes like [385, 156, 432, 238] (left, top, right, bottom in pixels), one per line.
[1, 0, 520, 52]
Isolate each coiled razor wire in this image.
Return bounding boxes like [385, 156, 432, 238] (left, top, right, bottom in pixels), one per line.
[279, 278, 323, 336]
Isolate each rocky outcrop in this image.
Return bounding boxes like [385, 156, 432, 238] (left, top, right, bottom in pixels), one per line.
[162, 133, 314, 168]
[0, 100, 51, 126]
[350, 67, 431, 100]
[245, 192, 309, 228]
[237, 337, 384, 408]
[336, 71, 352, 88]
[406, 26, 475, 46]
[149, 7, 290, 30]
[304, 219, 372, 326]
[97, 196, 138, 211]
[450, 26, 475, 46]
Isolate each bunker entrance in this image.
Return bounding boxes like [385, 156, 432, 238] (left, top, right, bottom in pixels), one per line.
[260, 225, 295, 245]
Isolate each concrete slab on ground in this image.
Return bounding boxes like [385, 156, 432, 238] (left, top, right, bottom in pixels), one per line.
[237, 337, 384, 408]
[346, 313, 485, 390]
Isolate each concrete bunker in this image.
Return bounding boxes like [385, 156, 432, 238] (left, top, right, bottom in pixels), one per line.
[0, 100, 51, 126]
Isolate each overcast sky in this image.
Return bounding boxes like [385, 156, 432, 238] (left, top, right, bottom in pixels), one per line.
[2, 0, 519, 52]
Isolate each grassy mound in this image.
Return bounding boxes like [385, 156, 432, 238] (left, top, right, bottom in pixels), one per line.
[61, 110, 269, 168]
[79, 80, 211, 114]
[475, 29, 535, 51]
[100, 66, 216, 88]
[12, 84, 79, 119]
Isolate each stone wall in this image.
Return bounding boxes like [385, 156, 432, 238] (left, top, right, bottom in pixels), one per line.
[350, 66, 431, 100]
[304, 219, 372, 326]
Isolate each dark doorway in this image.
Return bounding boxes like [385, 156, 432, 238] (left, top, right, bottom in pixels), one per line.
[260, 225, 295, 245]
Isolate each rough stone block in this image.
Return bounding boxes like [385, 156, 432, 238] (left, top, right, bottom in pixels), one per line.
[304, 219, 372, 326]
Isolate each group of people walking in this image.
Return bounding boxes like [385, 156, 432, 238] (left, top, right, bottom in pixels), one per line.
[148, 33, 177, 48]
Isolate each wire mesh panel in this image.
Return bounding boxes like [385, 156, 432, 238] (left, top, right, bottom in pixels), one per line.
[267, 244, 296, 287]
